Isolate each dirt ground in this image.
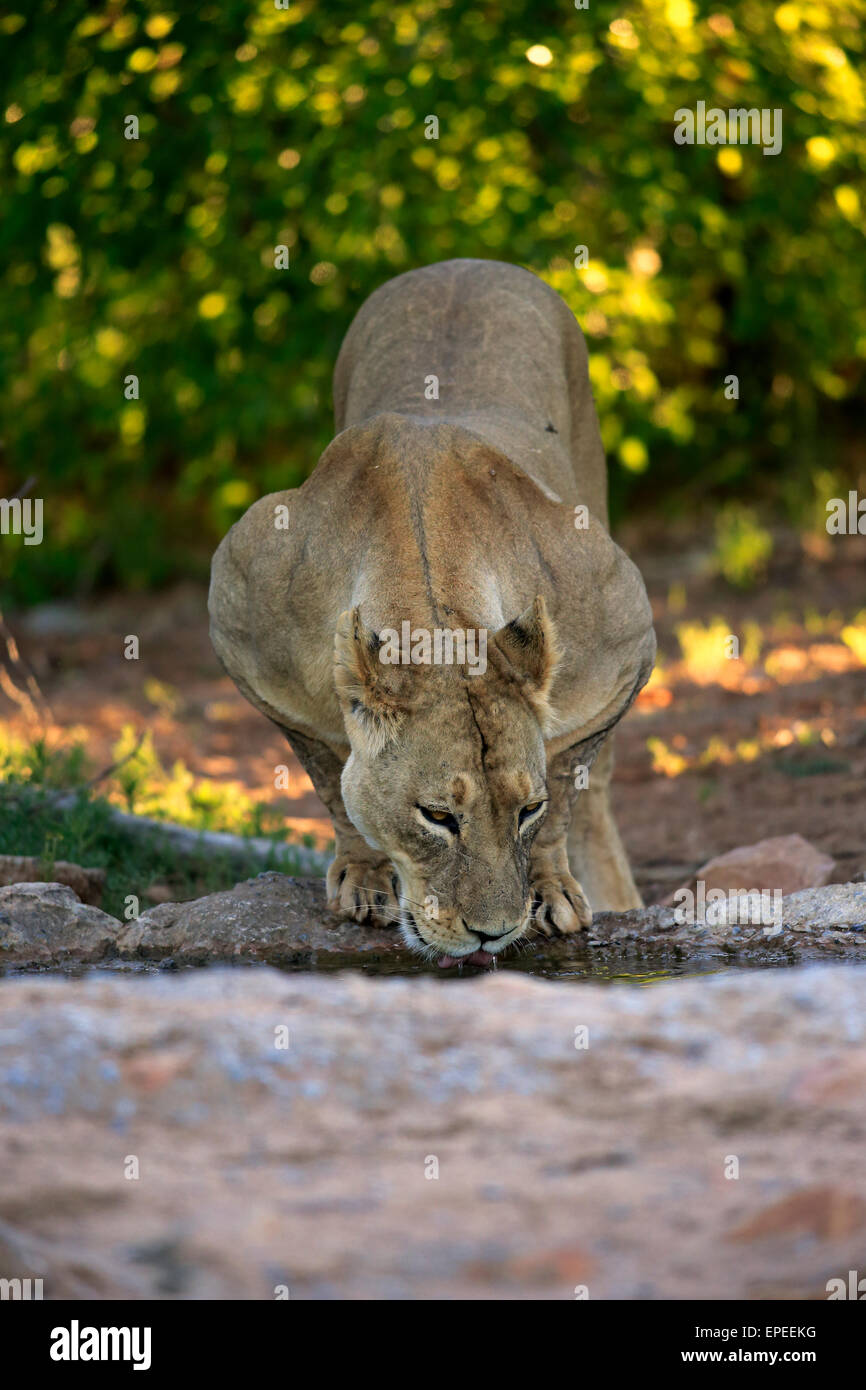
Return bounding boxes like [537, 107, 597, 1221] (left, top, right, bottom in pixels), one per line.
[3, 524, 865, 904]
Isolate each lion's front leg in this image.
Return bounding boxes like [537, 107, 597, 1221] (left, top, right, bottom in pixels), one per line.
[530, 840, 592, 934]
[530, 743, 592, 935]
[276, 723, 400, 929]
[326, 842, 401, 926]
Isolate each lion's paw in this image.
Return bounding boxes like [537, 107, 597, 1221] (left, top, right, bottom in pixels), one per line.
[531, 870, 592, 936]
[326, 855, 400, 927]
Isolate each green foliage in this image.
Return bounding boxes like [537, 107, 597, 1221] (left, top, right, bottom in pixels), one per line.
[0, 783, 317, 920]
[0, 722, 328, 847]
[1, 0, 865, 602]
[0, 726, 326, 919]
[713, 504, 773, 587]
[841, 614, 866, 662]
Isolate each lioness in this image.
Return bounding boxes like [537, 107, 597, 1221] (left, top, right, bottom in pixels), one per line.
[209, 259, 656, 965]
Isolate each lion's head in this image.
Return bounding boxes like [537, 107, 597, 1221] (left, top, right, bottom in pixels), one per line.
[334, 596, 560, 962]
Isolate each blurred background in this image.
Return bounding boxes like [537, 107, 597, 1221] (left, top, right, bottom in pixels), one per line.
[1, 0, 865, 913]
[2, 0, 865, 600]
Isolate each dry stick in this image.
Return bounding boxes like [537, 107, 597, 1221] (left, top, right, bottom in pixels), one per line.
[0, 476, 51, 725]
[0, 661, 41, 723]
[82, 728, 147, 791]
[10, 475, 37, 500]
[0, 606, 53, 727]
[69, 732, 331, 863]
[71, 807, 331, 873]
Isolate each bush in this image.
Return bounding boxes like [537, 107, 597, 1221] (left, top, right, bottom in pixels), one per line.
[2, 0, 864, 602]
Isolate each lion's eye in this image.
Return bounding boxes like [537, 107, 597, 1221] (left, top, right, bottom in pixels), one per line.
[519, 800, 545, 827]
[418, 805, 459, 834]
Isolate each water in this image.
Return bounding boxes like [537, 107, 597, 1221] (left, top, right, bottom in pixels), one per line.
[295, 953, 762, 985]
[2, 953, 775, 986]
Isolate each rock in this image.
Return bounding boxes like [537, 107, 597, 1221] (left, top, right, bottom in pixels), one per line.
[0, 1218, 148, 1299]
[726, 1187, 866, 1243]
[667, 834, 836, 905]
[775, 881, 866, 931]
[111, 875, 866, 971]
[0, 883, 120, 966]
[118, 873, 401, 966]
[0, 855, 105, 906]
[0, 962, 865, 1299]
[2, 874, 866, 972]
[143, 882, 175, 905]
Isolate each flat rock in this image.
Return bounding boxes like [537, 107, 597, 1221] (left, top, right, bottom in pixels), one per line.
[668, 833, 836, 905]
[2, 875, 866, 971]
[1, 962, 865, 1298]
[0, 882, 120, 966]
[0, 854, 105, 906]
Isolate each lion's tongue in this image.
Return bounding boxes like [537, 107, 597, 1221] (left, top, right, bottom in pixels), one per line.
[437, 948, 494, 969]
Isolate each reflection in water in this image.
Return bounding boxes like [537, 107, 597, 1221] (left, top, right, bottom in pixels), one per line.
[503, 958, 730, 986]
[304, 955, 749, 985]
[8, 956, 777, 986]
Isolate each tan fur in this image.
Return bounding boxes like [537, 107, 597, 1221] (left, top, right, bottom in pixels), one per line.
[209, 259, 656, 959]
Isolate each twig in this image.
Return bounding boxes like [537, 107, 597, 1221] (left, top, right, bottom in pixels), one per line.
[83, 729, 147, 790]
[10, 475, 37, 501]
[0, 604, 53, 727]
[0, 727, 146, 805]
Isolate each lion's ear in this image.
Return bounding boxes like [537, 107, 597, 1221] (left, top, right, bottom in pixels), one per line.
[334, 608, 405, 755]
[492, 595, 561, 729]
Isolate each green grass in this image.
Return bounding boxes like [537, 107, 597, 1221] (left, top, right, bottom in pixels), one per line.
[0, 783, 324, 921]
[0, 729, 329, 919]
